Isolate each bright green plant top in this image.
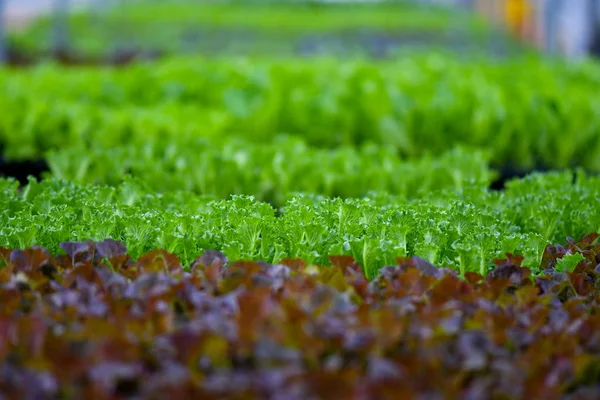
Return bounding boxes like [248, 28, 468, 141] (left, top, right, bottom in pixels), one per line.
[1, 170, 598, 279]
[0, 55, 598, 171]
[45, 139, 493, 205]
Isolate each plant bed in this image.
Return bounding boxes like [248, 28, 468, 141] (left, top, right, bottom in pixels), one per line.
[1, 43, 164, 68]
[6, 29, 503, 65]
[0, 55, 598, 173]
[2, 171, 600, 278]
[44, 141, 493, 205]
[0, 234, 599, 399]
[7, 1, 492, 60]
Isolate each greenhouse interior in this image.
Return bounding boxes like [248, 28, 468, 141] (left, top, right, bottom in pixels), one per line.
[1, 0, 600, 398]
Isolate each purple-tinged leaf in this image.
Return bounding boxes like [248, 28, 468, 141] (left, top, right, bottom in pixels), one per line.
[191, 250, 228, 271]
[60, 241, 92, 265]
[95, 239, 127, 260]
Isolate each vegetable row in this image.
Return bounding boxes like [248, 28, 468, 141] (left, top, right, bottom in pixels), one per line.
[1, 55, 598, 171]
[2, 170, 599, 277]
[9, 2, 486, 57]
[46, 139, 492, 205]
[1, 234, 599, 398]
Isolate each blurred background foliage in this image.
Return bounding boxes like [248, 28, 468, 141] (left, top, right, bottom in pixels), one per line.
[2, 0, 530, 63]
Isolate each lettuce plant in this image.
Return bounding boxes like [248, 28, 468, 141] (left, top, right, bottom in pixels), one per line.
[2, 171, 600, 278]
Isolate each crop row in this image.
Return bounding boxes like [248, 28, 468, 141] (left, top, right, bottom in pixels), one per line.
[0, 234, 599, 398]
[1, 170, 598, 278]
[9, 2, 486, 57]
[1, 55, 599, 171]
[46, 139, 491, 205]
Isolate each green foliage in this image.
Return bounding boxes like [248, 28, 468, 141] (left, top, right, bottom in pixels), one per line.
[9, 1, 487, 57]
[2, 171, 600, 278]
[0, 55, 598, 172]
[556, 252, 585, 273]
[45, 137, 492, 205]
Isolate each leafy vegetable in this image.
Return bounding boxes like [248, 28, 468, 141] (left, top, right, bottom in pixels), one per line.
[1, 55, 598, 172]
[45, 139, 492, 205]
[2, 171, 600, 277]
[556, 252, 585, 273]
[0, 235, 599, 398]
[8, 1, 488, 57]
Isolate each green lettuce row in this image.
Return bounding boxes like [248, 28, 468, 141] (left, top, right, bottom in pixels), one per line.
[46, 137, 492, 205]
[1, 55, 599, 170]
[9, 1, 486, 57]
[1, 171, 598, 279]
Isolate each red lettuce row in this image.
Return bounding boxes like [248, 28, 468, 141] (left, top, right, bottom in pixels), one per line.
[0, 234, 599, 399]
